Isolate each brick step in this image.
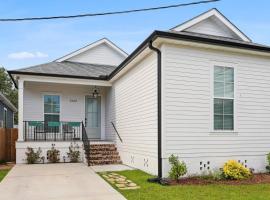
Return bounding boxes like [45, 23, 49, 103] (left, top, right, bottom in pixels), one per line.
[87, 155, 121, 160]
[85, 145, 116, 148]
[90, 147, 117, 151]
[90, 144, 115, 148]
[89, 160, 122, 166]
[84, 143, 122, 166]
[88, 151, 119, 155]
[87, 144, 117, 150]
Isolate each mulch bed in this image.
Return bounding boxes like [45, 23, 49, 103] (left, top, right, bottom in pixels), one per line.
[0, 162, 14, 170]
[167, 174, 270, 185]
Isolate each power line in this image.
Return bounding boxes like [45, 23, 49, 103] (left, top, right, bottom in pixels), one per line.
[0, 0, 220, 22]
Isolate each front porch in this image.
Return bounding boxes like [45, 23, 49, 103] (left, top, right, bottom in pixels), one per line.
[15, 75, 122, 165]
[17, 75, 114, 142]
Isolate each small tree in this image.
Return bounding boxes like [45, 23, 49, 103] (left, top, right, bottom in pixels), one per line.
[47, 144, 60, 163]
[0, 68, 18, 123]
[168, 154, 187, 182]
[67, 142, 81, 163]
[25, 147, 42, 164]
[266, 153, 270, 173]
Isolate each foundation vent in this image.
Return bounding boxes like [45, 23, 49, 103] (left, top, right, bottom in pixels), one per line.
[238, 159, 248, 168]
[200, 161, 211, 171]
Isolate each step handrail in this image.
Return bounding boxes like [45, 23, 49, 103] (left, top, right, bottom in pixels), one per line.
[81, 121, 90, 166]
[111, 122, 123, 143]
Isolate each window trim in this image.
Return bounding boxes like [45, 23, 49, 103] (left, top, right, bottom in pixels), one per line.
[3, 107, 7, 128]
[210, 61, 238, 134]
[42, 93, 61, 123]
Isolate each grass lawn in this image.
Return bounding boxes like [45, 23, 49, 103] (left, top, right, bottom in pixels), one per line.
[101, 170, 270, 200]
[0, 169, 10, 182]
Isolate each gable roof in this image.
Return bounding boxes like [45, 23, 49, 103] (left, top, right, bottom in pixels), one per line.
[109, 30, 270, 80]
[55, 38, 128, 62]
[9, 61, 117, 80]
[171, 8, 251, 42]
[0, 92, 17, 112]
[9, 30, 270, 84]
[9, 10, 270, 85]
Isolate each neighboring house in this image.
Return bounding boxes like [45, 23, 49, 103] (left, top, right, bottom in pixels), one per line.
[8, 8, 270, 178]
[0, 92, 17, 128]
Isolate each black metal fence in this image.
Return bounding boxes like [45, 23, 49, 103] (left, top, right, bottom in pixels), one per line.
[23, 121, 82, 141]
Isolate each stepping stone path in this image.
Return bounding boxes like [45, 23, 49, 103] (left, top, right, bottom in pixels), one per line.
[102, 172, 140, 190]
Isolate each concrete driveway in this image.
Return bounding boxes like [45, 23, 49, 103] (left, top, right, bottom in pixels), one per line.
[0, 163, 126, 200]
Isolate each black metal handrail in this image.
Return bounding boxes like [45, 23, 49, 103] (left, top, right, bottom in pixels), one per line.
[111, 122, 123, 143]
[23, 121, 82, 141]
[82, 121, 90, 166]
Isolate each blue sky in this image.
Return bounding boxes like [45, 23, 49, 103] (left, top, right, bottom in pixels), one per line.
[1, 0, 270, 70]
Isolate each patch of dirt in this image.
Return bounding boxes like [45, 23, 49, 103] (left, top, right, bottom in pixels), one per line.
[167, 174, 270, 185]
[0, 162, 14, 170]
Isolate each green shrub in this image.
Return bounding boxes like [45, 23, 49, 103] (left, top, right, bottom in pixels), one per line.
[168, 154, 187, 181]
[0, 160, 6, 165]
[223, 160, 251, 180]
[67, 143, 80, 163]
[25, 147, 42, 164]
[199, 169, 224, 181]
[266, 153, 270, 173]
[47, 144, 60, 163]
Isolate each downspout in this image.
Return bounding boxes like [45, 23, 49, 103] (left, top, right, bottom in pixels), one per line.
[148, 40, 162, 182]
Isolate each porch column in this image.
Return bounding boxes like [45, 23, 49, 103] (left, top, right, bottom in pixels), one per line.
[18, 79, 24, 141]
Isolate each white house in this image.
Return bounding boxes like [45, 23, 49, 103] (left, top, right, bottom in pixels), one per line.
[8, 8, 270, 178]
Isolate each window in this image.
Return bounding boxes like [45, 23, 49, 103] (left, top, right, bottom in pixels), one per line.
[214, 66, 234, 130]
[3, 108, 7, 128]
[44, 95, 60, 124]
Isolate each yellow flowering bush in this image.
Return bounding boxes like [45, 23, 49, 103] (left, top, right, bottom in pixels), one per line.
[223, 160, 251, 180]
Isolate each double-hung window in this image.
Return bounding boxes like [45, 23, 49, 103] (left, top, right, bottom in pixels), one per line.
[44, 95, 60, 124]
[214, 66, 234, 130]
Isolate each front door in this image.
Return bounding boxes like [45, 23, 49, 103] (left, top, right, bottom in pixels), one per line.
[85, 96, 101, 139]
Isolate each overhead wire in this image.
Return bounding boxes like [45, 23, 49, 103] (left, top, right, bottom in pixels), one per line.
[0, 0, 220, 22]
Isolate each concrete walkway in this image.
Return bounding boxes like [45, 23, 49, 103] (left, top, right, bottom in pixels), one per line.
[0, 163, 126, 200]
[91, 164, 134, 172]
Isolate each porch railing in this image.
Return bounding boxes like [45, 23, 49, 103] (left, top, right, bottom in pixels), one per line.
[23, 121, 82, 141]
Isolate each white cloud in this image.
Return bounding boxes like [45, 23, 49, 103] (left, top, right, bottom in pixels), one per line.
[35, 51, 48, 58]
[8, 51, 48, 59]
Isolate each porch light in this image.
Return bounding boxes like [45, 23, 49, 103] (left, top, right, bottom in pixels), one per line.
[92, 86, 99, 98]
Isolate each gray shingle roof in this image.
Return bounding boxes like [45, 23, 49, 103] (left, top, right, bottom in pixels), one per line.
[0, 92, 17, 112]
[14, 61, 117, 78]
[169, 30, 270, 49]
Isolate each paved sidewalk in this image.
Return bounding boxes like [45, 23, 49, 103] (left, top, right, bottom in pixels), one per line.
[0, 163, 126, 200]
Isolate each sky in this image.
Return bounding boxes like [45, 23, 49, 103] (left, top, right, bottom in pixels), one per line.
[0, 0, 270, 70]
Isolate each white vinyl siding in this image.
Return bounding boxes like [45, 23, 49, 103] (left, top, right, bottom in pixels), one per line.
[184, 16, 241, 40]
[162, 43, 270, 175]
[67, 43, 126, 66]
[106, 53, 158, 175]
